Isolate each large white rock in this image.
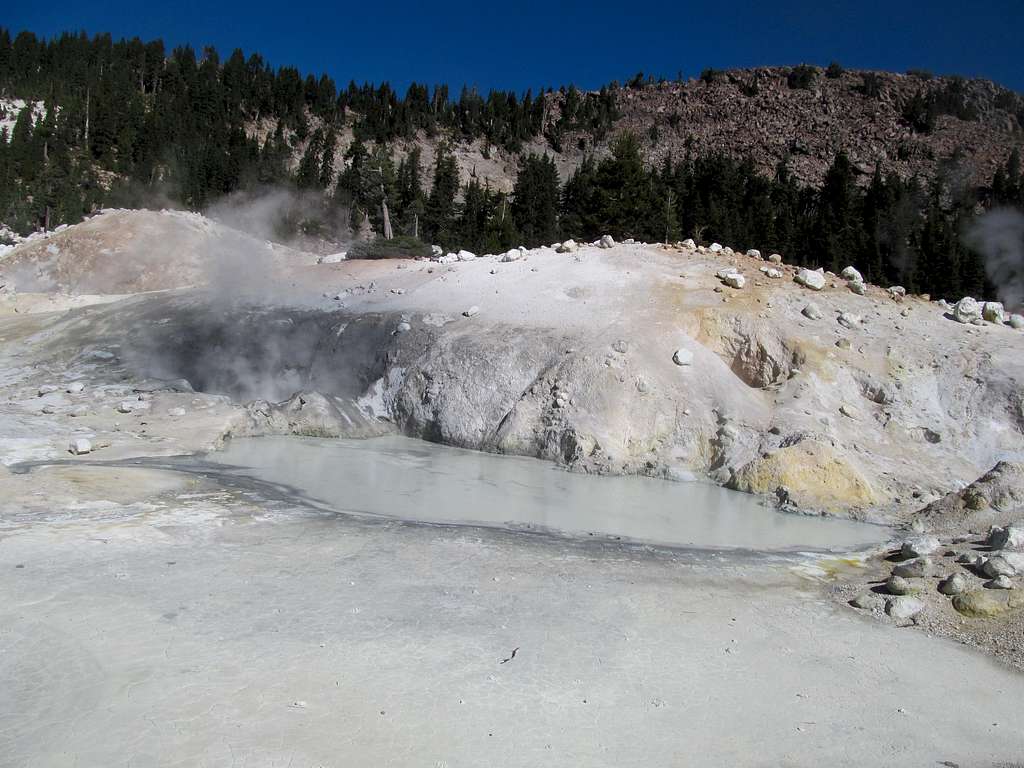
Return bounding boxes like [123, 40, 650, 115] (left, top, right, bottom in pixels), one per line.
[318, 252, 347, 264]
[760, 267, 783, 278]
[982, 301, 1005, 324]
[795, 269, 826, 291]
[983, 555, 1018, 578]
[556, 239, 578, 253]
[723, 273, 746, 289]
[768, 253, 783, 263]
[716, 268, 738, 280]
[745, 249, 761, 259]
[901, 535, 941, 558]
[953, 297, 982, 324]
[888, 286, 907, 301]
[462, 305, 480, 318]
[681, 238, 696, 249]
[457, 250, 477, 261]
[885, 596, 924, 620]
[848, 280, 867, 296]
[1009, 314, 1024, 330]
[802, 303, 823, 320]
[68, 438, 92, 455]
[841, 266, 863, 283]
[989, 523, 1024, 551]
[500, 248, 522, 262]
[709, 243, 723, 253]
[431, 244, 443, 257]
[600, 234, 616, 249]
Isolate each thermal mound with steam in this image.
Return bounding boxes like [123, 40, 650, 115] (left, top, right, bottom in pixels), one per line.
[0, 208, 318, 295]
[2, 207, 1022, 527]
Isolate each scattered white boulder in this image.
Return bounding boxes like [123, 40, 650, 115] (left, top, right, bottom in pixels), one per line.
[723, 273, 746, 289]
[839, 268, 864, 284]
[599, 234, 616, 249]
[66, 381, 85, 394]
[801, 303, 823, 320]
[709, 243, 723, 253]
[982, 301, 1005, 324]
[837, 312, 861, 329]
[68, 437, 92, 455]
[938, 573, 969, 595]
[395, 322, 411, 334]
[38, 385, 59, 396]
[983, 555, 1018, 578]
[989, 523, 1024, 551]
[500, 248, 522, 262]
[885, 574, 912, 595]
[1008, 314, 1024, 330]
[885, 595, 924, 620]
[849, 592, 883, 610]
[901, 535, 941, 558]
[988, 575, 1015, 590]
[795, 268, 826, 291]
[556, 240, 578, 253]
[745, 249, 761, 259]
[462, 306, 480, 318]
[952, 297, 982, 324]
[457, 250, 477, 261]
[848, 280, 867, 296]
[672, 348, 694, 366]
[431, 245, 443, 257]
[768, 253, 783, 263]
[893, 557, 931, 579]
[760, 267, 783, 278]
[318, 252, 347, 264]
[888, 286, 907, 301]
[681, 238, 696, 249]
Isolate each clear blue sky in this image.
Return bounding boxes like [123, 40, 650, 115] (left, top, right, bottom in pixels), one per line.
[6, 0, 1024, 93]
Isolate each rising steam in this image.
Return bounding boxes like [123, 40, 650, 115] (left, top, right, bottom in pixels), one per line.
[965, 207, 1024, 311]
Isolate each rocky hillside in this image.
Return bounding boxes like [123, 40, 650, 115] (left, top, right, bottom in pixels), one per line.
[585, 67, 1023, 189]
[278, 67, 1024, 195]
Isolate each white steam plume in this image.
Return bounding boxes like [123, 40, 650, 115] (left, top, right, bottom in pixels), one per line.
[965, 207, 1024, 311]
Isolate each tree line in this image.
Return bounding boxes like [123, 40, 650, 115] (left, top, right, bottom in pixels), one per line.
[0, 27, 614, 232]
[2, 28, 1022, 302]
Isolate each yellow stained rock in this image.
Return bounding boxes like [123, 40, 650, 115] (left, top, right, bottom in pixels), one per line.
[730, 440, 875, 509]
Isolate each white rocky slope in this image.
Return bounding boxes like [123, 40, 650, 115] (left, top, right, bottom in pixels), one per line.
[1, 211, 1022, 523]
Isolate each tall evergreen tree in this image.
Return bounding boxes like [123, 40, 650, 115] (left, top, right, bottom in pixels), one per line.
[511, 153, 559, 247]
[424, 145, 459, 247]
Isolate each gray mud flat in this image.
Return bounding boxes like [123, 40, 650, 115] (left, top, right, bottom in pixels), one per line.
[203, 435, 890, 553]
[2, 467, 1024, 766]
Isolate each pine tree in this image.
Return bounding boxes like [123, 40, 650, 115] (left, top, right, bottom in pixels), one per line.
[511, 153, 559, 247]
[424, 145, 459, 247]
[319, 128, 336, 189]
[296, 128, 324, 189]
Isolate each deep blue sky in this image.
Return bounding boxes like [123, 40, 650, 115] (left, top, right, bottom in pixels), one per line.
[6, 0, 1024, 93]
